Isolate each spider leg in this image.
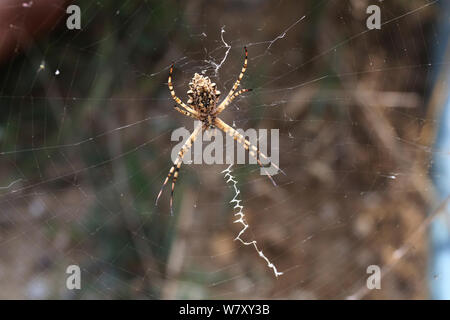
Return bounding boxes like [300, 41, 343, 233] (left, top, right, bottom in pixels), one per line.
[215, 47, 248, 115]
[214, 118, 286, 185]
[214, 88, 252, 115]
[174, 105, 198, 120]
[168, 63, 199, 116]
[156, 123, 202, 214]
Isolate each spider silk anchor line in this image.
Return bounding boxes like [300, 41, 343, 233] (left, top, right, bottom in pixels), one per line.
[222, 164, 283, 278]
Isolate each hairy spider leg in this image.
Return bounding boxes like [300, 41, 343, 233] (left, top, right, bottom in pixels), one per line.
[214, 118, 286, 186]
[214, 88, 253, 116]
[174, 105, 197, 119]
[215, 47, 248, 115]
[168, 63, 199, 116]
[155, 123, 203, 214]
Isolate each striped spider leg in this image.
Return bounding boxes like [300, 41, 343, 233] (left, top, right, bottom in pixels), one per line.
[155, 123, 202, 215]
[156, 47, 284, 213]
[214, 117, 285, 186]
[214, 47, 249, 115]
[168, 63, 199, 117]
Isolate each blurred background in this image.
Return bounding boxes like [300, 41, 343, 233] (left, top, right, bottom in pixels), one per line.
[0, 0, 448, 299]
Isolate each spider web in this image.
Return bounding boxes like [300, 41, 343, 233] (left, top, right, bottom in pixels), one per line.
[0, 0, 446, 299]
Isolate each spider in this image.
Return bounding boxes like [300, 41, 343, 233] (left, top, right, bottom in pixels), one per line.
[156, 47, 283, 213]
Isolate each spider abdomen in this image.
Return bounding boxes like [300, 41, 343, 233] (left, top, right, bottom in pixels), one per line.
[187, 73, 221, 126]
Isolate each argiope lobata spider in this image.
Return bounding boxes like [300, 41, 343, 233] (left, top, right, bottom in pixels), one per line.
[156, 47, 284, 214]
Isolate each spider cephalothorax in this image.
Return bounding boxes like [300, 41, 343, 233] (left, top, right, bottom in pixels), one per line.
[157, 47, 283, 214]
[187, 73, 221, 127]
